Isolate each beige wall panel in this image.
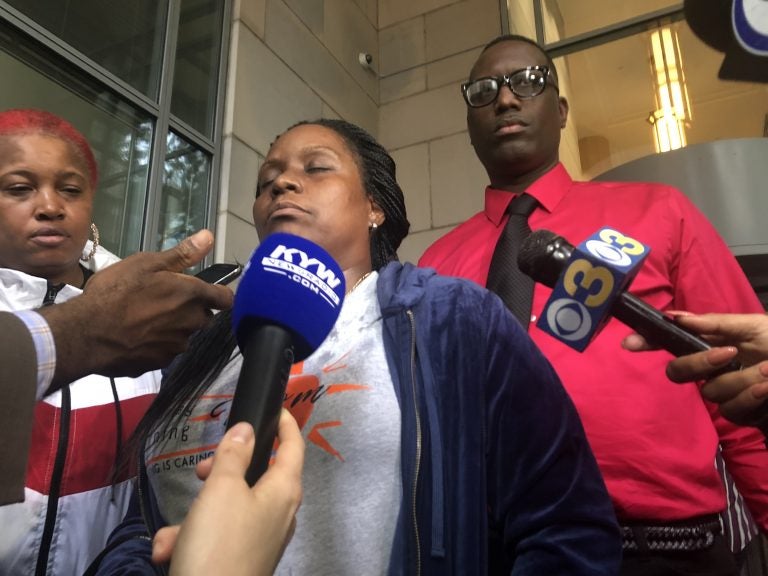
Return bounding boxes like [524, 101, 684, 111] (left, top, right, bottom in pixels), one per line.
[427, 47, 482, 90]
[235, 0, 267, 38]
[560, 128, 583, 181]
[284, 0, 324, 34]
[398, 226, 457, 264]
[353, 0, 378, 26]
[218, 136, 234, 215]
[380, 66, 426, 103]
[379, 0, 458, 28]
[429, 131, 487, 227]
[425, 0, 500, 62]
[222, 23, 241, 138]
[321, 103, 342, 119]
[390, 143, 431, 232]
[221, 135, 262, 224]
[231, 24, 324, 154]
[379, 17, 426, 76]
[215, 211, 258, 264]
[379, 83, 466, 150]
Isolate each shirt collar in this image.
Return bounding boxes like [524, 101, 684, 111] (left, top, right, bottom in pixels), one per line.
[484, 163, 573, 226]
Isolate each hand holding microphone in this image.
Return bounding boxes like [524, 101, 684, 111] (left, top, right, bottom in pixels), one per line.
[625, 313, 768, 427]
[152, 411, 304, 575]
[229, 233, 345, 485]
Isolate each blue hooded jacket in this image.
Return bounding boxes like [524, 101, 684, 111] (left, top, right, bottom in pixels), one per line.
[90, 262, 621, 575]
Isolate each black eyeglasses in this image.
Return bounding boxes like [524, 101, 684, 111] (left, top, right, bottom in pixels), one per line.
[461, 66, 558, 108]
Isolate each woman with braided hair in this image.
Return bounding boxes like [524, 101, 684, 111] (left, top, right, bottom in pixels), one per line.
[0, 108, 161, 575]
[93, 119, 621, 575]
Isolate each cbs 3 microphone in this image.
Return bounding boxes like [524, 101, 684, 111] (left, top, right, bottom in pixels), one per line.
[517, 228, 741, 374]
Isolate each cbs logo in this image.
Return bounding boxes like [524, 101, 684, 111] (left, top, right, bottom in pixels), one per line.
[545, 298, 593, 341]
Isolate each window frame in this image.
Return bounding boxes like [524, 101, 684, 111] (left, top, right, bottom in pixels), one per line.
[0, 0, 232, 260]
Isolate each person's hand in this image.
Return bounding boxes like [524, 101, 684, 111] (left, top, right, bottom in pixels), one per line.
[151, 410, 304, 576]
[41, 230, 234, 388]
[622, 313, 768, 426]
[676, 352, 768, 426]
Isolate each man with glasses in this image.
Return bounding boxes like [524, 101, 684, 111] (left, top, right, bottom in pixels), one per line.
[420, 34, 768, 576]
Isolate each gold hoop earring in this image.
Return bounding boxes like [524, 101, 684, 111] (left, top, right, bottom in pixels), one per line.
[81, 223, 100, 262]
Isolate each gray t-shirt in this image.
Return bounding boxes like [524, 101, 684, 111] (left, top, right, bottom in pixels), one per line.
[148, 272, 402, 574]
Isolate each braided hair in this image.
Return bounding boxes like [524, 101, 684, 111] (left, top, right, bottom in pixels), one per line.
[287, 119, 410, 270]
[0, 108, 98, 188]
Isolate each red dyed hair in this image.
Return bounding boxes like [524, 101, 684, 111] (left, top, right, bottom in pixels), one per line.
[0, 108, 98, 188]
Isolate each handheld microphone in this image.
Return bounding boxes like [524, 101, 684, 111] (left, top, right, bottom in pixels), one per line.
[230, 233, 345, 485]
[518, 229, 741, 373]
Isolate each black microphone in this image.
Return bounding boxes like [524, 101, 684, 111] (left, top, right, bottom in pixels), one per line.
[518, 229, 741, 373]
[229, 233, 345, 485]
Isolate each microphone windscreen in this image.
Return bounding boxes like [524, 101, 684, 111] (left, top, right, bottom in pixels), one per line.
[232, 233, 346, 361]
[518, 230, 574, 288]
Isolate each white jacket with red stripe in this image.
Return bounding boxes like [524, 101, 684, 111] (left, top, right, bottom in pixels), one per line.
[0, 243, 161, 576]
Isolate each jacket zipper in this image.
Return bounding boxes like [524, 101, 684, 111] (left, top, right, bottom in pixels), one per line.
[34, 385, 71, 576]
[34, 285, 70, 575]
[137, 454, 168, 575]
[137, 454, 150, 534]
[406, 310, 422, 576]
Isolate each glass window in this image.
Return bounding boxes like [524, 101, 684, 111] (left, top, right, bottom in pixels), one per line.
[157, 131, 210, 256]
[1, 0, 230, 266]
[0, 27, 153, 257]
[95, 119, 153, 256]
[171, 0, 225, 136]
[556, 20, 767, 180]
[3, 0, 168, 99]
[539, 0, 680, 43]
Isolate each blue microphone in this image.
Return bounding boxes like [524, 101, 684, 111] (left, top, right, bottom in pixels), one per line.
[518, 229, 741, 373]
[230, 233, 345, 484]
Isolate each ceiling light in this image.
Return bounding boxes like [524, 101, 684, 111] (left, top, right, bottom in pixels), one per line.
[648, 25, 692, 153]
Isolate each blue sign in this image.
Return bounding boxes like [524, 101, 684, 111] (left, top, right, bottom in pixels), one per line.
[733, 0, 768, 56]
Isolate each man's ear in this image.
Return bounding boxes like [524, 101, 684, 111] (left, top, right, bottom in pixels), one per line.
[558, 96, 569, 129]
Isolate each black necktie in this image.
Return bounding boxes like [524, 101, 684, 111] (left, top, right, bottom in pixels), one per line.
[486, 193, 539, 327]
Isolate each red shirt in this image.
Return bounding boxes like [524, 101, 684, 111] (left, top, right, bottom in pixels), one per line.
[420, 163, 768, 526]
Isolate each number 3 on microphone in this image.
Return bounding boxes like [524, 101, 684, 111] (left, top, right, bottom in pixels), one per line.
[599, 229, 645, 256]
[562, 259, 615, 308]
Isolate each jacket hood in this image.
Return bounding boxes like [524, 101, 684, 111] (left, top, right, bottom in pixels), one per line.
[377, 261, 437, 314]
[0, 241, 121, 311]
[80, 240, 122, 273]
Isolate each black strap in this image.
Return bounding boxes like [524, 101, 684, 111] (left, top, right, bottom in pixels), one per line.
[80, 264, 95, 288]
[41, 283, 65, 307]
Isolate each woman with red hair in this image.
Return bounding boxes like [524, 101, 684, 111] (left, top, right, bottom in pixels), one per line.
[0, 109, 160, 575]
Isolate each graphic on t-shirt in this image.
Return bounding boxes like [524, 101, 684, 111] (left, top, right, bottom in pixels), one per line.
[188, 394, 232, 423]
[284, 357, 369, 461]
[148, 351, 368, 472]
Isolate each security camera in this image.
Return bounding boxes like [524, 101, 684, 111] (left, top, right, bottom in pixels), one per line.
[358, 52, 373, 70]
